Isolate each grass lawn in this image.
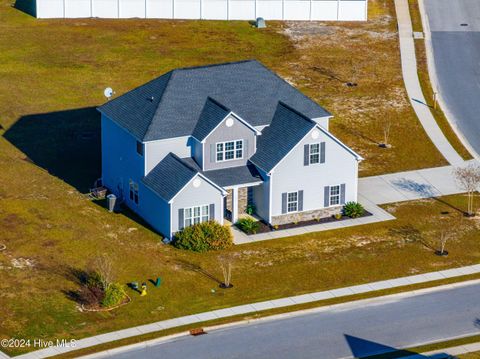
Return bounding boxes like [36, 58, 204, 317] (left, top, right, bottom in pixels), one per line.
[1, 192, 480, 356]
[0, 0, 476, 355]
[0, 0, 448, 182]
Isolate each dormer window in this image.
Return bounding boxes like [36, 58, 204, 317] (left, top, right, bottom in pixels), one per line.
[216, 140, 243, 162]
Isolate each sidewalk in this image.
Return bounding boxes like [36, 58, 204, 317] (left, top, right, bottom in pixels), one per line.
[410, 342, 480, 358]
[9, 263, 480, 359]
[234, 161, 476, 244]
[394, 0, 464, 166]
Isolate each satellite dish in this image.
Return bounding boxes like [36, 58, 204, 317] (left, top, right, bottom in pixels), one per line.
[104, 87, 114, 100]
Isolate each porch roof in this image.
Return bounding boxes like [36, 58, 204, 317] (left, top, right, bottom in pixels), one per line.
[181, 158, 263, 188]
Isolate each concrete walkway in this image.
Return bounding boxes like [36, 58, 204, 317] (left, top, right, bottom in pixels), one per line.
[395, 0, 464, 166]
[232, 200, 395, 244]
[234, 161, 476, 244]
[9, 263, 480, 359]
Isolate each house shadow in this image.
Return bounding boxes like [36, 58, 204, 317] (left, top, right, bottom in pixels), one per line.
[13, 0, 36, 17]
[344, 334, 455, 358]
[3, 107, 101, 193]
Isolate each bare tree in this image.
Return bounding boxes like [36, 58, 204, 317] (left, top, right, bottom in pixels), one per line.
[219, 257, 233, 288]
[89, 254, 115, 290]
[438, 230, 449, 255]
[453, 164, 480, 216]
[381, 118, 392, 148]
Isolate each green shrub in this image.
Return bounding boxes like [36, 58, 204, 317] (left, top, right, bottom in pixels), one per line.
[101, 283, 126, 308]
[246, 204, 256, 215]
[236, 217, 260, 234]
[173, 221, 233, 252]
[343, 201, 365, 218]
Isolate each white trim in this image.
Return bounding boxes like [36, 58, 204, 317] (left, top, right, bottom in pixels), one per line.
[222, 181, 262, 190]
[256, 124, 363, 175]
[183, 204, 210, 228]
[286, 191, 299, 213]
[328, 184, 341, 207]
[308, 142, 321, 165]
[268, 172, 273, 224]
[215, 139, 244, 162]
[168, 173, 227, 204]
[200, 111, 261, 144]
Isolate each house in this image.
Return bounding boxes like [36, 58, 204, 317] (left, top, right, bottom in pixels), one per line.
[28, 0, 367, 21]
[98, 60, 363, 240]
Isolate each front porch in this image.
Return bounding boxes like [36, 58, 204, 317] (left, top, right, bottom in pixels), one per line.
[223, 185, 258, 224]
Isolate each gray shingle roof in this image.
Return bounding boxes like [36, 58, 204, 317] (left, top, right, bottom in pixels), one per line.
[182, 158, 263, 187]
[250, 102, 317, 173]
[98, 60, 330, 141]
[191, 97, 231, 141]
[142, 153, 197, 202]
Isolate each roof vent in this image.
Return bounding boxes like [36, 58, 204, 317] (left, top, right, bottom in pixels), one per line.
[149, 96, 154, 102]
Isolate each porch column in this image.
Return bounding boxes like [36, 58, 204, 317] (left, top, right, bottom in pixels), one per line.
[232, 187, 239, 223]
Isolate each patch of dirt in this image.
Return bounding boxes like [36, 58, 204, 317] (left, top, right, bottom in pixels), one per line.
[11, 258, 35, 269]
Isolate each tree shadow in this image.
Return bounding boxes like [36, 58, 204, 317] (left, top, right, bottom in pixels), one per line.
[391, 178, 439, 198]
[173, 259, 223, 285]
[335, 122, 380, 146]
[388, 225, 435, 251]
[3, 107, 101, 193]
[13, 0, 36, 17]
[344, 334, 454, 358]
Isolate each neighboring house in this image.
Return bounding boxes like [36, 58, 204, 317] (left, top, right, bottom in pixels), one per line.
[98, 60, 362, 240]
[29, 0, 367, 21]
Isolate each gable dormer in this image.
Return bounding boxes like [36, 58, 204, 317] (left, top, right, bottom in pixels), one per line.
[191, 97, 260, 171]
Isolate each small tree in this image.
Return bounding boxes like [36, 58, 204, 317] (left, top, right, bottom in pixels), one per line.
[453, 164, 480, 216]
[381, 118, 392, 148]
[219, 256, 233, 289]
[438, 230, 449, 256]
[89, 255, 114, 290]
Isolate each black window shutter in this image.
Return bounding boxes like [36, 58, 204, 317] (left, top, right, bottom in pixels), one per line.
[178, 208, 184, 230]
[340, 184, 346, 204]
[281, 193, 287, 214]
[210, 144, 215, 162]
[320, 142, 326, 163]
[298, 190, 304, 211]
[209, 203, 215, 220]
[324, 186, 330, 207]
[304, 144, 309, 166]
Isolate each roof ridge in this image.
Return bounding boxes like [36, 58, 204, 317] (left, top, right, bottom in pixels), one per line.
[204, 96, 231, 113]
[144, 71, 175, 140]
[276, 101, 316, 126]
[168, 152, 199, 175]
[174, 59, 257, 72]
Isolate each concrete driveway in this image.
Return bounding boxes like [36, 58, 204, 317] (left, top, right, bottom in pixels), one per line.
[424, 0, 480, 157]
[103, 282, 480, 359]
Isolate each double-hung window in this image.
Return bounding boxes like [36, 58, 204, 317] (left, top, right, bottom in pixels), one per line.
[329, 185, 341, 206]
[287, 191, 298, 213]
[216, 140, 243, 162]
[184, 205, 209, 228]
[129, 180, 139, 205]
[309, 143, 320, 164]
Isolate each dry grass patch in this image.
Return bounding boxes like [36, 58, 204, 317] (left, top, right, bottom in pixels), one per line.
[1, 193, 480, 356]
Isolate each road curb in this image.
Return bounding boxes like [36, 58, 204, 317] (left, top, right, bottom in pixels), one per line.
[417, 0, 480, 161]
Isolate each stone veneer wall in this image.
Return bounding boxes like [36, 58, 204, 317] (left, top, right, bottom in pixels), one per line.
[271, 206, 342, 226]
[225, 188, 248, 214]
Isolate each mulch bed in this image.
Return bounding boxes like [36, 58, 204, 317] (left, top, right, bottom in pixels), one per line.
[236, 210, 373, 236]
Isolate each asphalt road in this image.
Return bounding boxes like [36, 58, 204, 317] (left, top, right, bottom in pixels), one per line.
[105, 283, 480, 359]
[424, 0, 480, 156]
